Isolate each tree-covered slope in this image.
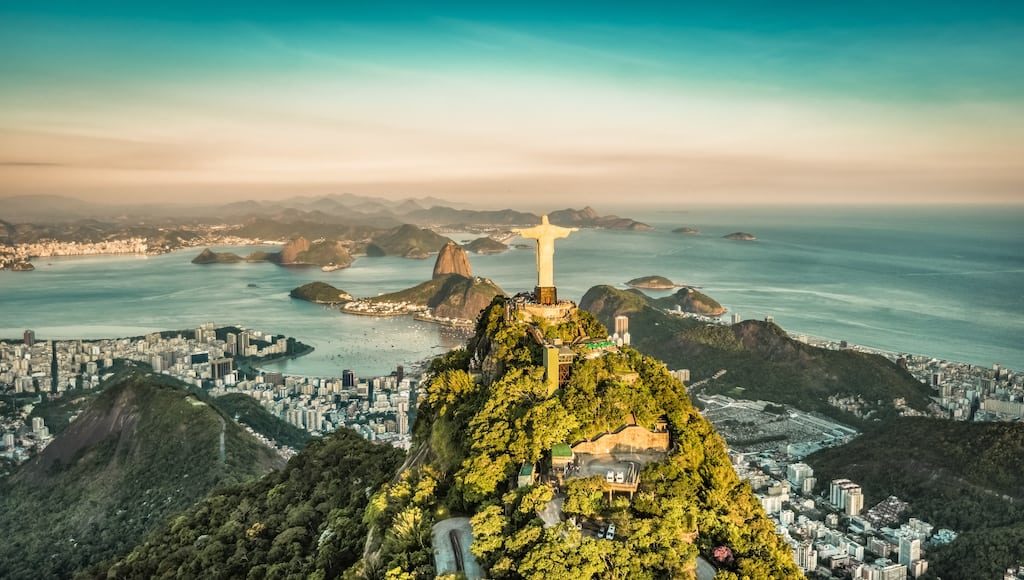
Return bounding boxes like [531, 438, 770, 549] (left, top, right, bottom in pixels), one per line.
[807, 418, 1024, 580]
[102, 428, 404, 579]
[366, 224, 451, 258]
[581, 284, 931, 422]
[0, 372, 284, 579]
[358, 297, 800, 579]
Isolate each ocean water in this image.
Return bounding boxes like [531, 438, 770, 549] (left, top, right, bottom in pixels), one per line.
[1, 205, 1021, 376]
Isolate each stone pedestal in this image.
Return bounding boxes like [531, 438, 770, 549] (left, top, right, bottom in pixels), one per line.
[535, 286, 557, 305]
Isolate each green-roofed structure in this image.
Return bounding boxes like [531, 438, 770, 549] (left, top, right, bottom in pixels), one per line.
[551, 443, 574, 470]
[517, 462, 536, 487]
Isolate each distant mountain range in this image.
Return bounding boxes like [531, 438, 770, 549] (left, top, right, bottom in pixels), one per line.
[0, 193, 650, 251]
[0, 192, 648, 230]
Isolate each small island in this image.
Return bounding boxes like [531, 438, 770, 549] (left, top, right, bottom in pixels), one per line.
[672, 227, 700, 235]
[723, 232, 757, 241]
[192, 249, 245, 264]
[627, 275, 678, 290]
[463, 236, 508, 254]
[10, 261, 35, 271]
[289, 282, 354, 304]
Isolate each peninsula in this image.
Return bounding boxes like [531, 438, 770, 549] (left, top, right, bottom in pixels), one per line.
[336, 241, 504, 325]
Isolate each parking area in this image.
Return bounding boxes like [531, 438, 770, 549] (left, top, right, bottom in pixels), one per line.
[568, 450, 667, 485]
[576, 454, 640, 484]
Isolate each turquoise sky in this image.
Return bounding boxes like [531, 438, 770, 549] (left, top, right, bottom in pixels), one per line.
[1, 1, 1022, 204]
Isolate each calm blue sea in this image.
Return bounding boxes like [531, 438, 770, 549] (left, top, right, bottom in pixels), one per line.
[1, 205, 1021, 376]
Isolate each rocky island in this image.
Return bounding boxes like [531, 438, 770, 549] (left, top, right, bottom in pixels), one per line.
[723, 231, 757, 241]
[626, 275, 678, 289]
[191, 248, 245, 264]
[4, 260, 36, 271]
[191, 237, 353, 269]
[289, 282, 353, 304]
[672, 226, 700, 235]
[463, 236, 508, 254]
[276, 237, 353, 268]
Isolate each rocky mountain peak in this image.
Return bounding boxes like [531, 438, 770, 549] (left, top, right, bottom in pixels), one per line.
[279, 236, 311, 264]
[432, 240, 473, 279]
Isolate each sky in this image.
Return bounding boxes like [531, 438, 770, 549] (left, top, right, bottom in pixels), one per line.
[1, 1, 1022, 206]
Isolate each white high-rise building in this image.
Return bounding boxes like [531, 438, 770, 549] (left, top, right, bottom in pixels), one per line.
[793, 540, 817, 572]
[614, 315, 629, 336]
[397, 399, 410, 435]
[899, 537, 921, 566]
[304, 409, 321, 432]
[787, 463, 814, 488]
[3, 433, 14, 449]
[830, 479, 862, 511]
[846, 489, 864, 516]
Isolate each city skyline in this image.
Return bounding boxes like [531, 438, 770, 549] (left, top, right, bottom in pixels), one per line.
[2, 1, 1022, 205]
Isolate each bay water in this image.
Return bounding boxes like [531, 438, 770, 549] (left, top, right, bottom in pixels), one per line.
[1, 205, 1021, 376]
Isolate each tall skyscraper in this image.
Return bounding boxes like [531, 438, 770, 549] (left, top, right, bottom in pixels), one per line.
[794, 540, 817, 572]
[304, 409, 320, 431]
[397, 398, 409, 435]
[211, 358, 234, 380]
[730, 313, 741, 324]
[342, 369, 356, 388]
[23, 329, 35, 346]
[845, 489, 864, 516]
[899, 537, 921, 566]
[614, 315, 629, 336]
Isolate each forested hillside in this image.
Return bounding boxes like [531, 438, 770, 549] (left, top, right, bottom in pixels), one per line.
[356, 297, 800, 579]
[0, 372, 283, 579]
[807, 418, 1024, 579]
[102, 428, 404, 579]
[581, 284, 931, 423]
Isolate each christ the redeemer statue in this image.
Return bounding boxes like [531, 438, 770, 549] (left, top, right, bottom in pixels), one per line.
[514, 215, 577, 305]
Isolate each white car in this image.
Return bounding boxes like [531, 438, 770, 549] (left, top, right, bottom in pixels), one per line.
[605, 523, 616, 540]
[614, 471, 625, 483]
[605, 470, 615, 482]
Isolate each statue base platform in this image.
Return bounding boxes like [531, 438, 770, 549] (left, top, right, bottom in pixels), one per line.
[535, 286, 557, 305]
[519, 301, 576, 322]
